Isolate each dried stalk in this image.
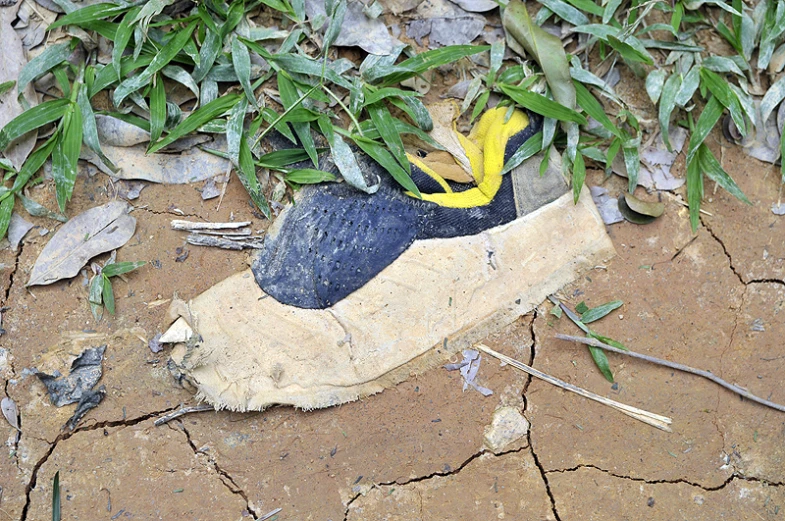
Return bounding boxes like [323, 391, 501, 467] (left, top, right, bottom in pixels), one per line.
[476, 344, 673, 432]
[556, 334, 785, 413]
[154, 404, 214, 426]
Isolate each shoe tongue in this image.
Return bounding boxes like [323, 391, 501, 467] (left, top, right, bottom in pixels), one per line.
[508, 152, 569, 217]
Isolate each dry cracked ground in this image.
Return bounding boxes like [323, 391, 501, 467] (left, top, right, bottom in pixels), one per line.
[1, 140, 784, 520]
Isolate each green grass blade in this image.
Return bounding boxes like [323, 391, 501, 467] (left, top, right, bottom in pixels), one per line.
[685, 96, 723, 165]
[227, 97, 248, 166]
[581, 300, 623, 323]
[501, 131, 543, 174]
[52, 104, 83, 211]
[674, 66, 700, 107]
[232, 36, 257, 108]
[237, 131, 271, 219]
[148, 93, 241, 153]
[367, 102, 410, 173]
[607, 35, 654, 65]
[658, 72, 682, 151]
[285, 168, 337, 184]
[149, 75, 166, 143]
[362, 87, 423, 106]
[499, 84, 587, 124]
[587, 344, 614, 382]
[622, 141, 640, 192]
[317, 117, 376, 193]
[376, 45, 489, 87]
[52, 471, 61, 521]
[0, 98, 70, 150]
[539, 0, 589, 25]
[112, 7, 141, 78]
[353, 136, 420, 196]
[0, 193, 13, 241]
[78, 83, 117, 172]
[574, 80, 620, 137]
[571, 150, 585, 204]
[257, 148, 313, 168]
[277, 74, 318, 166]
[686, 155, 703, 232]
[699, 67, 746, 136]
[192, 28, 221, 83]
[6, 134, 58, 194]
[48, 2, 128, 30]
[698, 143, 750, 205]
[18, 42, 72, 93]
[113, 21, 197, 105]
[102, 274, 115, 314]
[161, 65, 200, 100]
[89, 274, 104, 321]
[102, 261, 146, 277]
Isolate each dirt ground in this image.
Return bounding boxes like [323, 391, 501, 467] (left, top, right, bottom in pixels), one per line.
[1, 124, 785, 520]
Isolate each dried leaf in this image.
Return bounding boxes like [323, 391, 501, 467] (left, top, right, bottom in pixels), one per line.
[27, 201, 136, 286]
[305, 0, 394, 55]
[589, 186, 623, 225]
[8, 212, 34, 251]
[617, 194, 658, 224]
[1, 396, 20, 432]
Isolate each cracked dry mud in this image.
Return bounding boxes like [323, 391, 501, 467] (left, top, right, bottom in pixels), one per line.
[1, 139, 784, 520]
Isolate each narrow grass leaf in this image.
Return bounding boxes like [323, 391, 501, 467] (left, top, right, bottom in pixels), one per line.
[102, 261, 145, 277]
[89, 274, 104, 320]
[277, 74, 317, 166]
[607, 35, 654, 65]
[362, 87, 422, 106]
[52, 471, 61, 521]
[0, 99, 70, 150]
[502, 131, 543, 174]
[698, 144, 750, 204]
[645, 69, 667, 104]
[470, 90, 490, 123]
[114, 21, 197, 105]
[760, 75, 785, 127]
[48, 3, 128, 30]
[354, 136, 419, 196]
[622, 141, 640, 192]
[161, 65, 199, 100]
[192, 28, 221, 83]
[581, 300, 623, 323]
[565, 0, 603, 16]
[686, 155, 702, 232]
[376, 45, 489, 87]
[78, 84, 116, 172]
[701, 55, 745, 76]
[285, 168, 336, 184]
[639, 39, 703, 52]
[53, 105, 83, 211]
[232, 37, 257, 107]
[674, 66, 700, 106]
[5, 135, 57, 195]
[686, 96, 724, 165]
[257, 148, 312, 168]
[499, 84, 586, 124]
[91, 55, 153, 97]
[397, 96, 433, 131]
[227, 97, 248, 166]
[572, 151, 585, 203]
[323, 0, 347, 52]
[539, 0, 589, 25]
[237, 132, 271, 218]
[368, 102, 409, 173]
[699, 68, 746, 135]
[112, 7, 141, 79]
[100, 274, 115, 314]
[0, 194, 13, 241]
[658, 72, 682, 150]
[317, 117, 378, 193]
[261, 107, 296, 143]
[148, 94, 241, 153]
[587, 345, 614, 382]
[602, 0, 623, 23]
[574, 81, 620, 137]
[17, 42, 72, 94]
[149, 75, 166, 143]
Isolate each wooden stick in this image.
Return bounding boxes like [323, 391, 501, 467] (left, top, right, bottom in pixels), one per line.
[556, 334, 785, 413]
[154, 404, 214, 426]
[171, 220, 251, 231]
[475, 344, 672, 432]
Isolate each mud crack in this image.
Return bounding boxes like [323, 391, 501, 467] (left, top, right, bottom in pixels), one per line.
[544, 463, 785, 490]
[19, 406, 177, 521]
[175, 421, 261, 520]
[2, 232, 25, 308]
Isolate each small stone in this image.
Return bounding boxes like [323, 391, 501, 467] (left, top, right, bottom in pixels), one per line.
[483, 406, 529, 453]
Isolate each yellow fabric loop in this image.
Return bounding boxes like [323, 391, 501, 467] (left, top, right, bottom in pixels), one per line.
[406, 154, 454, 193]
[408, 107, 530, 209]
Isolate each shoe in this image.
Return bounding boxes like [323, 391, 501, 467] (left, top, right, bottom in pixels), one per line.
[165, 106, 615, 411]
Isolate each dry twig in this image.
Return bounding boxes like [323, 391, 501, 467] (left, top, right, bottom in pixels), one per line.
[476, 344, 672, 431]
[556, 334, 785, 413]
[154, 404, 214, 426]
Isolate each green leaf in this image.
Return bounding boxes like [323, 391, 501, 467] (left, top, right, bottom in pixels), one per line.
[639, 39, 703, 52]
[0, 194, 13, 241]
[285, 168, 337, 184]
[192, 28, 221, 83]
[389, 95, 433, 131]
[539, 0, 589, 25]
[685, 96, 723, 165]
[78, 83, 116, 172]
[102, 261, 146, 277]
[257, 148, 313, 168]
[48, 2, 128, 30]
[574, 81, 620, 137]
[760, 75, 785, 128]
[470, 90, 491, 123]
[277, 74, 317, 166]
[375, 45, 490, 87]
[226, 97, 248, 166]
[52, 104, 83, 212]
[18, 194, 67, 222]
[0, 99, 71, 150]
[698, 144, 750, 205]
[502, 131, 543, 174]
[323, 0, 347, 52]
[686, 155, 703, 232]
[588, 345, 614, 382]
[113, 21, 197, 105]
[602, 0, 623, 23]
[232, 36, 257, 107]
[607, 35, 654, 65]
[102, 274, 116, 314]
[353, 135, 420, 196]
[674, 66, 700, 107]
[658, 73, 682, 151]
[503, 0, 576, 111]
[572, 151, 585, 203]
[499, 84, 587, 124]
[645, 69, 667, 104]
[581, 300, 623, 323]
[17, 42, 72, 94]
[699, 68, 746, 136]
[161, 65, 199, 101]
[89, 273, 105, 321]
[52, 471, 61, 521]
[149, 75, 166, 143]
[622, 142, 640, 192]
[112, 7, 141, 79]
[237, 131, 271, 219]
[575, 301, 589, 314]
[4, 135, 57, 196]
[362, 87, 422, 106]
[148, 94, 241, 153]
[368, 102, 410, 173]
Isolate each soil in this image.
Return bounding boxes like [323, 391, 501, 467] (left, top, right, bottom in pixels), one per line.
[2, 48, 785, 521]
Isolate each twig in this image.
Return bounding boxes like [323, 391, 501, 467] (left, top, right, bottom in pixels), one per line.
[555, 334, 785, 414]
[476, 344, 672, 432]
[171, 220, 252, 231]
[154, 404, 214, 426]
[186, 234, 263, 250]
[258, 508, 282, 521]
